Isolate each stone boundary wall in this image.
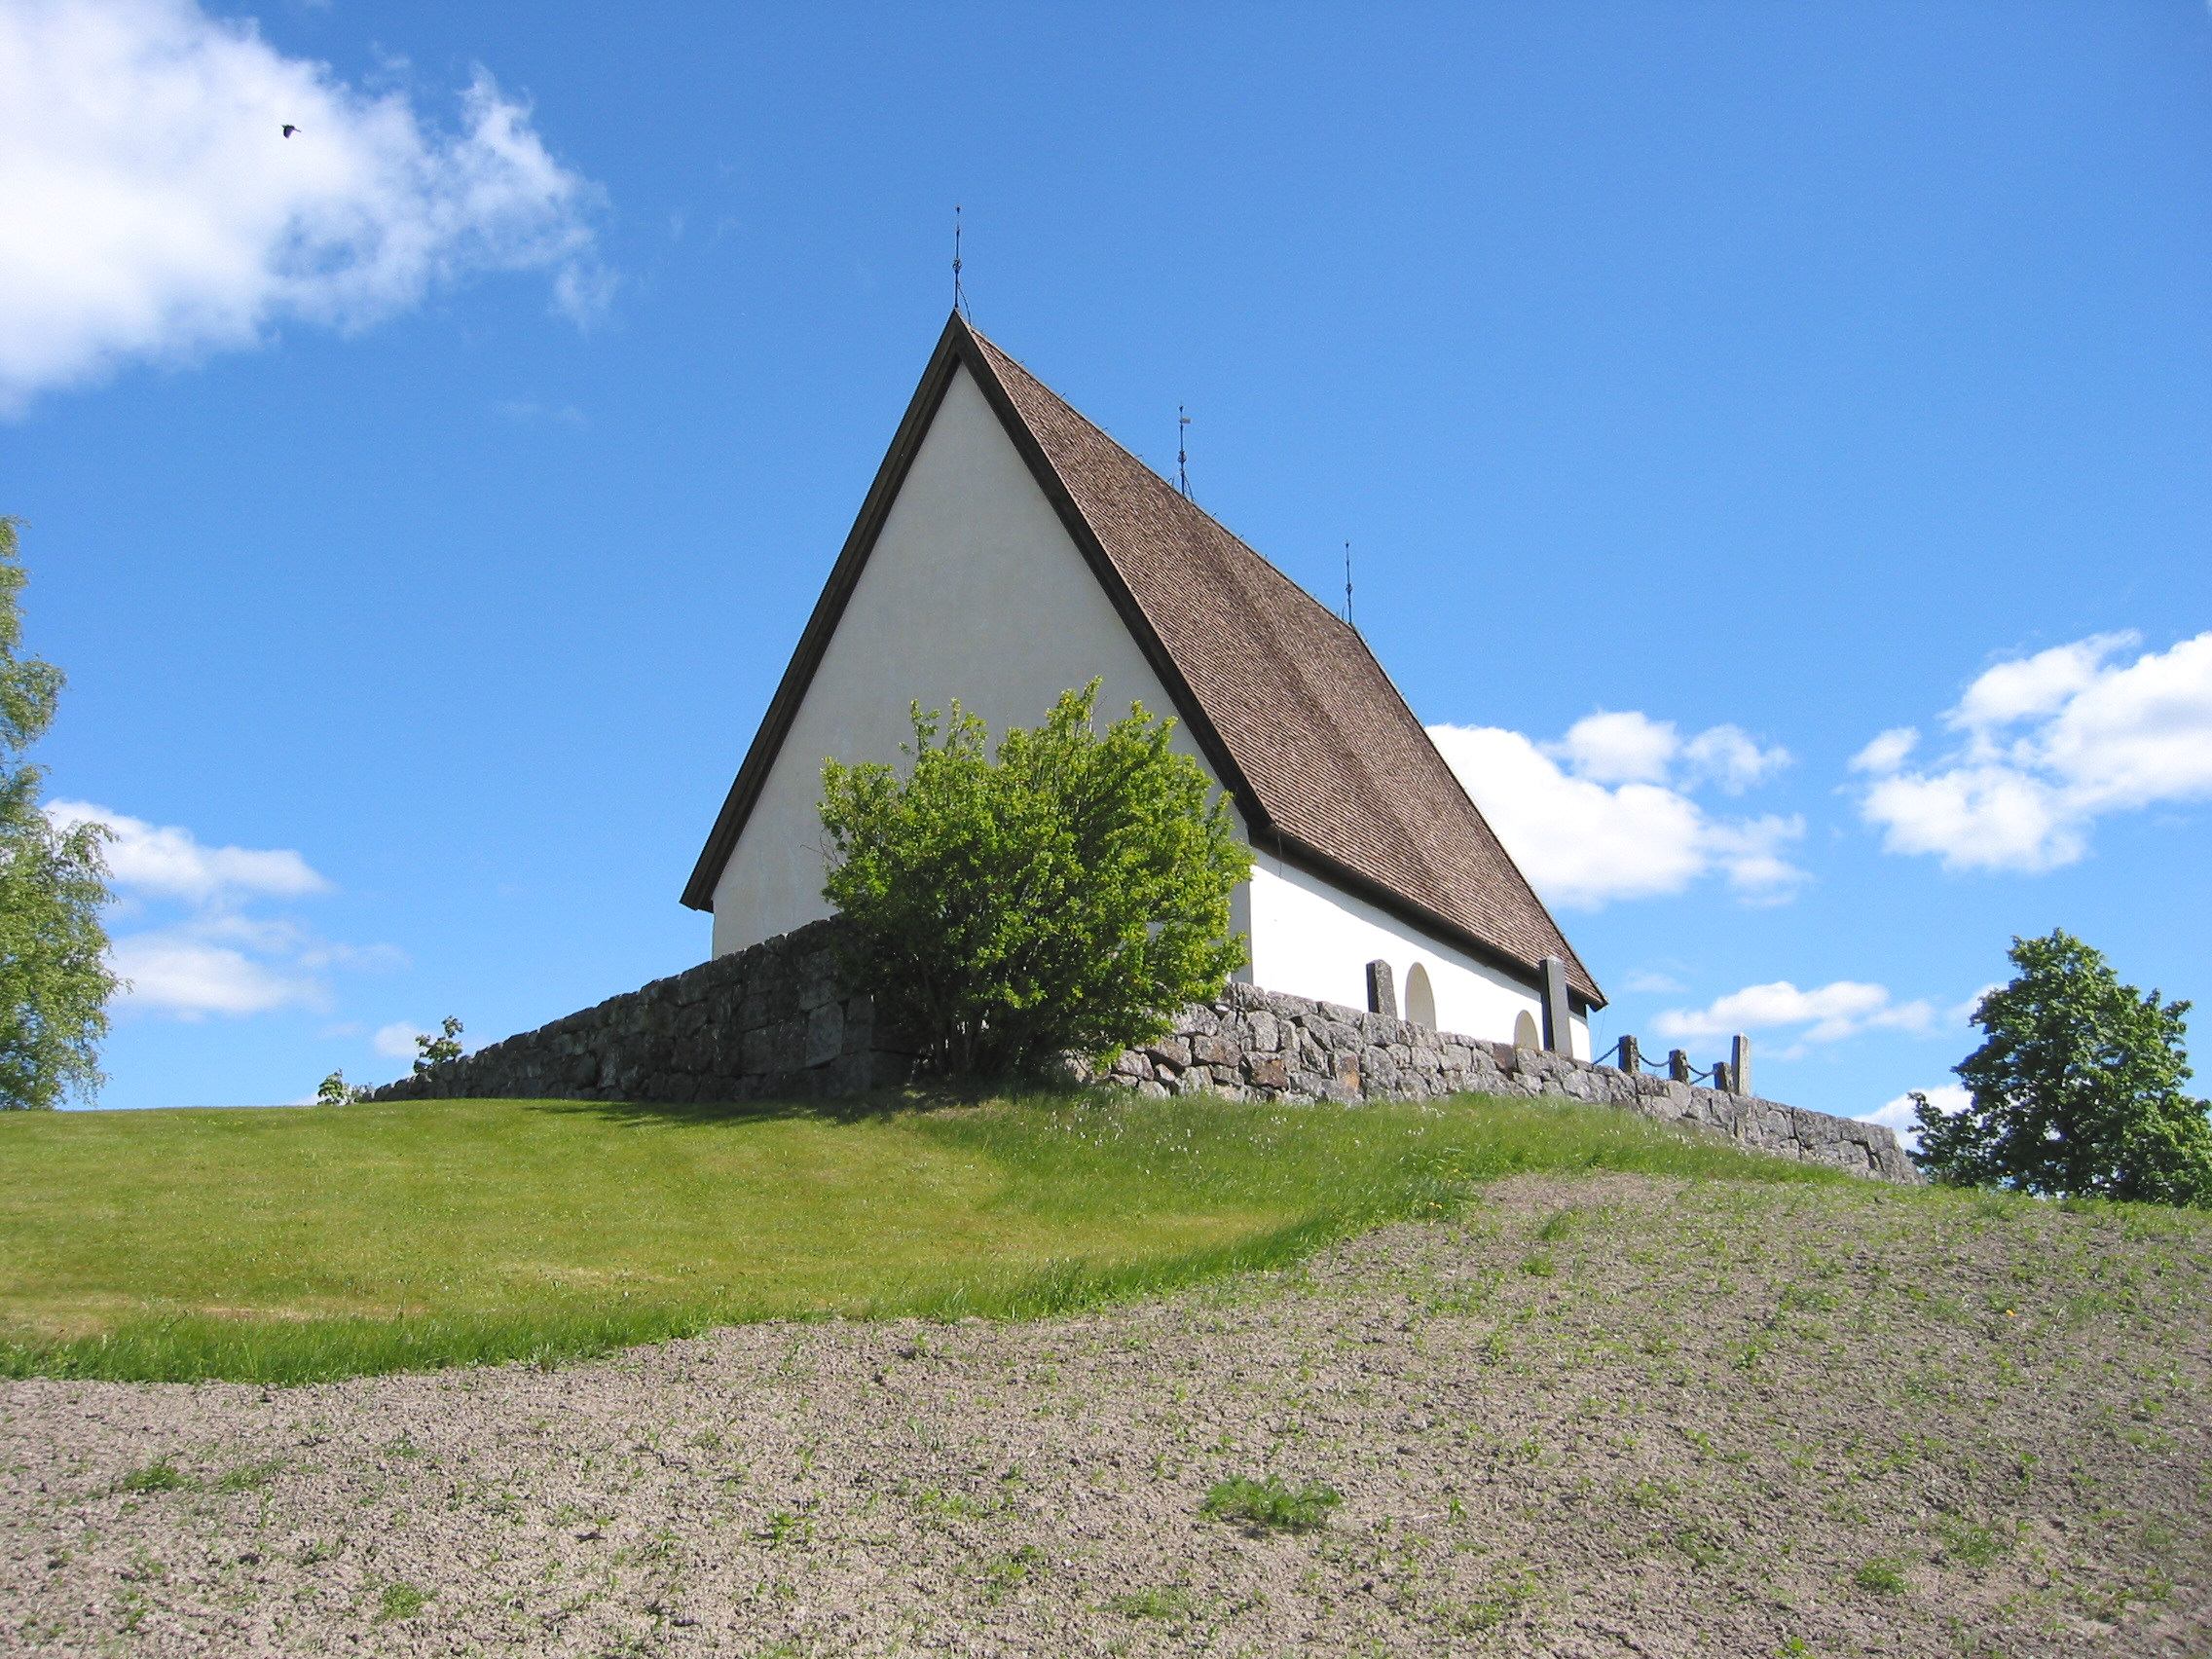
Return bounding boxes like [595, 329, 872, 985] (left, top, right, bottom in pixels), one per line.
[369, 922, 1915, 1183]
[1109, 982, 1917, 1183]
[368, 920, 903, 1106]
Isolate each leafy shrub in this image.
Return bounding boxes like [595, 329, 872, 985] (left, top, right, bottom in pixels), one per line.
[315, 1070, 368, 1106]
[1198, 1473, 1342, 1532]
[1914, 931, 2212, 1207]
[820, 682, 1251, 1080]
[412, 1016, 463, 1075]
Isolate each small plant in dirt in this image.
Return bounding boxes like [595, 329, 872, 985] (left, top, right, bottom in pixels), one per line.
[1198, 1473, 1342, 1532]
[759, 1509, 813, 1547]
[373, 1580, 431, 1623]
[214, 1458, 284, 1493]
[1106, 1585, 1193, 1619]
[1935, 1515, 2009, 1567]
[1519, 1252, 1557, 1277]
[981, 1544, 1048, 1603]
[115, 1457, 188, 1493]
[1853, 1557, 1907, 1594]
[819, 682, 1251, 1080]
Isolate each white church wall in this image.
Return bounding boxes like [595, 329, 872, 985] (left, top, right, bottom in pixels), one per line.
[711, 365, 1236, 956]
[1245, 856, 1591, 1059]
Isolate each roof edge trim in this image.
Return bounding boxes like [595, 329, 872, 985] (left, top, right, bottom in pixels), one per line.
[682, 313, 1265, 913]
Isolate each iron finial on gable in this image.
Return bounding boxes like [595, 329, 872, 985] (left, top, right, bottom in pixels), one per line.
[1344, 540, 1354, 627]
[1177, 404, 1191, 499]
[952, 204, 969, 319]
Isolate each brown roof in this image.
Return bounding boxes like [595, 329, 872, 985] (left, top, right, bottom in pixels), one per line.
[683, 314, 1602, 1007]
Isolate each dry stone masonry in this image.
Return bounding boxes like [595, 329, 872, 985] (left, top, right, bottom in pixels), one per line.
[370, 920, 1916, 1184]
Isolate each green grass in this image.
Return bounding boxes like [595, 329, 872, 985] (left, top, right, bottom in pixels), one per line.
[0, 1088, 1852, 1384]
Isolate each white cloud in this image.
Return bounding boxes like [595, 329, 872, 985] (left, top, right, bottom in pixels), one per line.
[1859, 1083, 1970, 1154]
[0, 0, 607, 411]
[1430, 714, 1802, 908]
[373, 1020, 424, 1057]
[1654, 979, 1936, 1045]
[46, 799, 326, 902]
[107, 930, 320, 1017]
[52, 799, 400, 1020]
[1549, 710, 1677, 785]
[1853, 632, 2212, 872]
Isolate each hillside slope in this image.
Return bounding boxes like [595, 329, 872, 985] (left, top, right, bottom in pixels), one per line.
[4, 1170, 2206, 1657]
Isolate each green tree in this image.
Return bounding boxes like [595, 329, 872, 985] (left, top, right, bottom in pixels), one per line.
[1913, 929, 2212, 1207]
[0, 518, 118, 1109]
[820, 682, 1253, 1081]
[412, 1016, 464, 1075]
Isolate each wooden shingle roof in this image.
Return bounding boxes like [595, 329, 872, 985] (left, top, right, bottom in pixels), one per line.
[683, 314, 1603, 1007]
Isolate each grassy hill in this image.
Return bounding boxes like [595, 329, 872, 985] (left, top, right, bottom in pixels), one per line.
[0, 1090, 1847, 1383]
[1, 1123, 2206, 1655]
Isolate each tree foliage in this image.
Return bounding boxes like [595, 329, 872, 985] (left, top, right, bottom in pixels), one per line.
[0, 518, 117, 1109]
[413, 1016, 464, 1075]
[819, 682, 1253, 1080]
[1913, 929, 2212, 1207]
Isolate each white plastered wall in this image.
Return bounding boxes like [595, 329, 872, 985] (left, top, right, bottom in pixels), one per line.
[709, 362, 1594, 1061]
[1246, 855, 1591, 1059]
[711, 365, 1234, 955]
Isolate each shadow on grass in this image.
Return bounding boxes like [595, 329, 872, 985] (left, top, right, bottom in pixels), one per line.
[535, 1076, 1110, 1130]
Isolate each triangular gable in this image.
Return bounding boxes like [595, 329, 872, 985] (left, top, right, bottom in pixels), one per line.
[683, 313, 1603, 1008]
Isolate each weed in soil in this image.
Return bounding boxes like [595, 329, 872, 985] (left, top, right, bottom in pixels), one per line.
[1199, 1474, 1342, 1532]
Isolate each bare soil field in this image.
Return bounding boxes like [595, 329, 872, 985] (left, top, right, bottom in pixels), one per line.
[3, 1171, 2207, 1658]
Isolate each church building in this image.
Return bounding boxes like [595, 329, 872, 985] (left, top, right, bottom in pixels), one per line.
[682, 314, 1604, 1056]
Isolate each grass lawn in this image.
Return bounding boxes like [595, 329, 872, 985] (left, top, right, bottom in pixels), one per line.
[0, 1089, 1852, 1383]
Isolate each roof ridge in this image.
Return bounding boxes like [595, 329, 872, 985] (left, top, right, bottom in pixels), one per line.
[686, 313, 1602, 1006]
[957, 321, 1601, 1004]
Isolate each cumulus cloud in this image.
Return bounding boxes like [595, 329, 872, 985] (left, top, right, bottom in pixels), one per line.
[1858, 1083, 1971, 1154]
[107, 932, 320, 1017]
[373, 1020, 424, 1058]
[0, 0, 607, 411]
[47, 799, 398, 1017]
[46, 799, 326, 903]
[1654, 979, 1936, 1045]
[1852, 631, 2212, 872]
[1429, 711, 1801, 908]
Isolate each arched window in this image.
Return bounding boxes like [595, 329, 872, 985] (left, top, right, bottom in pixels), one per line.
[1513, 1010, 1540, 1050]
[1404, 963, 1436, 1029]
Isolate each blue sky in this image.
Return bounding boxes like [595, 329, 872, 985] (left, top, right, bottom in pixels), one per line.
[3, 0, 2209, 1122]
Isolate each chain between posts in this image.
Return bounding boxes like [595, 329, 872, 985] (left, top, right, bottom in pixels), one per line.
[1601, 1033, 1747, 1093]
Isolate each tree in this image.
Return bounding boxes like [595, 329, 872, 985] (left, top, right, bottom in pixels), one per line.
[316, 1070, 369, 1105]
[1912, 930, 2212, 1207]
[819, 682, 1253, 1081]
[412, 1016, 464, 1075]
[0, 518, 118, 1109]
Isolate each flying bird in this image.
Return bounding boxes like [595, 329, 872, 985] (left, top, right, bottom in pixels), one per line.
[281, 124, 299, 137]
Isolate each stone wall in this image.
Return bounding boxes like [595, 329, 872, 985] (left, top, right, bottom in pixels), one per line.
[368, 920, 903, 1106]
[1106, 982, 1917, 1184]
[368, 922, 1915, 1184]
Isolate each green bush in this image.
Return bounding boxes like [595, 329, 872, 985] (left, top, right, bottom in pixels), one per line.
[1914, 931, 2212, 1208]
[820, 682, 1251, 1080]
